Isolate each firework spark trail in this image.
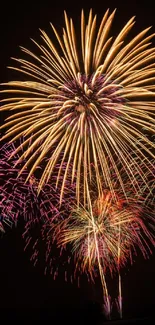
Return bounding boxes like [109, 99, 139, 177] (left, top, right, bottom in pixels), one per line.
[117, 220, 123, 318]
[0, 9, 155, 204]
[0, 213, 13, 233]
[86, 182, 111, 318]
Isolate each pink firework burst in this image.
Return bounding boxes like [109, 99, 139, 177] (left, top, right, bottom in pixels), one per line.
[0, 139, 36, 226]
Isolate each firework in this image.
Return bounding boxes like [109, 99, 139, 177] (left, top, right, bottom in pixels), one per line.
[52, 179, 155, 318]
[0, 136, 78, 271]
[0, 140, 63, 229]
[0, 138, 78, 277]
[56, 190, 154, 275]
[0, 9, 155, 204]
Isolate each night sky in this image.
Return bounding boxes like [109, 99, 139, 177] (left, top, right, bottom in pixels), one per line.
[0, 0, 155, 322]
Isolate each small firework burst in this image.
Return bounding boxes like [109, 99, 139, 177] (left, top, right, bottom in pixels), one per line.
[56, 190, 154, 276]
[53, 188, 154, 318]
[0, 9, 155, 203]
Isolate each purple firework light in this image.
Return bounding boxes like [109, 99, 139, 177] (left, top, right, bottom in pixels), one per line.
[0, 137, 78, 279]
[0, 139, 54, 233]
[61, 74, 124, 124]
[0, 138, 41, 227]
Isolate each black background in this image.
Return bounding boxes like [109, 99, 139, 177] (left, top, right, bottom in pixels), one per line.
[0, 0, 155, 322]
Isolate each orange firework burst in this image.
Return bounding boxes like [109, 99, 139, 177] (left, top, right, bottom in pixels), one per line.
[0, 9, 155, 204]
[56, 190, 154, 276]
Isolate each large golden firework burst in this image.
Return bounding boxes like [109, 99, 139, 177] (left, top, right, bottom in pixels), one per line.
[0, 9, 155, 203]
